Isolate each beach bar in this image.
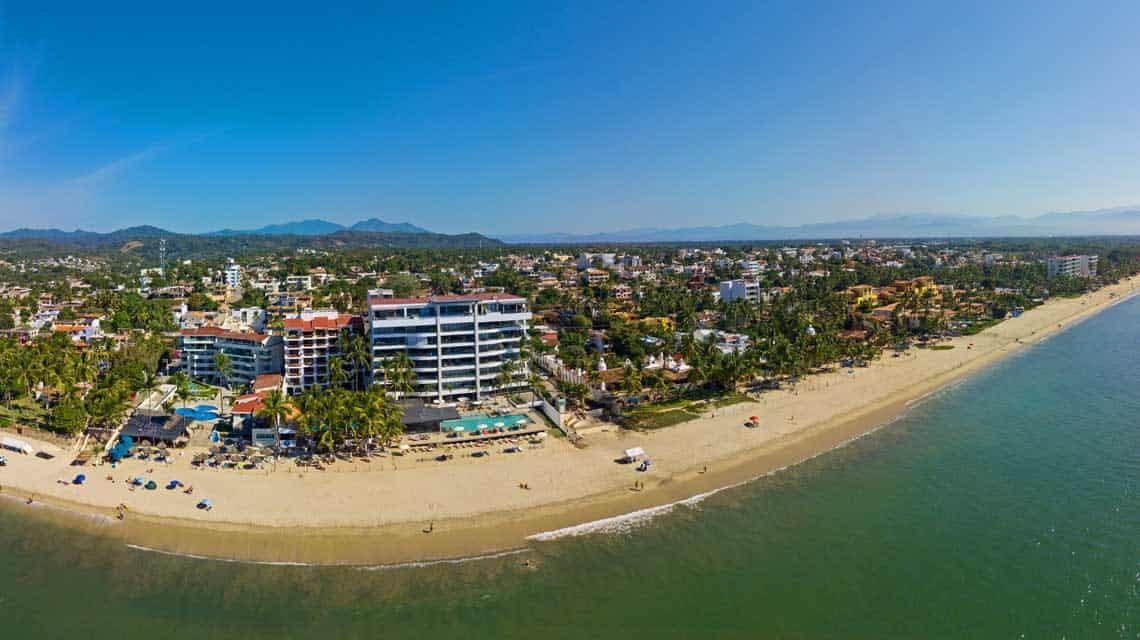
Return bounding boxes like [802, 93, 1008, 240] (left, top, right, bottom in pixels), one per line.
[399, 402, 461, 433]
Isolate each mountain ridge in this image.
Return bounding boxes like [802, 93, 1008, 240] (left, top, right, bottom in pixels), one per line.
[498, 208, 1140, 243]
[205, 217, 430, 236]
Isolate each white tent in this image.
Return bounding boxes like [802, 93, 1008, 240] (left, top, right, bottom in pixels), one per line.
[623, 446, 645, 460]
[2, 436, 34, 455]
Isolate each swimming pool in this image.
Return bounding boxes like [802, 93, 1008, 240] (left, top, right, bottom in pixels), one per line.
[188, 382, 214, 395]
[440, 413, 531, 434]
[176, 404, 219, 421]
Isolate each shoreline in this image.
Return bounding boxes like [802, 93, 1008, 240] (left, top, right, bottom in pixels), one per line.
[1, 277, 1136, 565]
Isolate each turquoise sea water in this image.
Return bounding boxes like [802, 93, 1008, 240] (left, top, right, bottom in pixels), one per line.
[2, 296, 1138, 638]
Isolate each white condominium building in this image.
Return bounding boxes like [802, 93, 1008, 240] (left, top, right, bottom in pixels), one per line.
[178, 327, 284, 387]
[368, 291, 531, 401]
[223, 258, 242, 289]
[720, 279, 761, 303]
[1047, 255, 1098, 279]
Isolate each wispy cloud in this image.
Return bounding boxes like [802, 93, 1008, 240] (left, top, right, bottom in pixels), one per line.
[0, 144, 164, 229]
[70, 145, 163, 188]
[0, 54, 169, 228]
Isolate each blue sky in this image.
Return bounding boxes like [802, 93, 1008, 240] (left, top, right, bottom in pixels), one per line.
[2, 1, 1140, 235]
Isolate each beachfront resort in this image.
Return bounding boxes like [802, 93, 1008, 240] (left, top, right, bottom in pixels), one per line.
[0, 237, 1136, 528]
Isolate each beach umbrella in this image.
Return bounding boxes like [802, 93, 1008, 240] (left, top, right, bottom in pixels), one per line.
[494, 422, 506, 428]
[198, 498, 212, 510]
[452, 426, 465, 432]
[144, 481, 157, 490]
[478, 423, 489, 430]
[73, 474, 86, 485]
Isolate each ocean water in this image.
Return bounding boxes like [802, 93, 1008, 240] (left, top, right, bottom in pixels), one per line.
[2, 296, 1138, 639]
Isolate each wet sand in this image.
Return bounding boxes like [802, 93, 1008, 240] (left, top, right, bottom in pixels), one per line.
[1, 277, 1136, 565]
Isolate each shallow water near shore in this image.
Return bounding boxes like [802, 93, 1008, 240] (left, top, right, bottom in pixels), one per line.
[2, 295, 1138, 638]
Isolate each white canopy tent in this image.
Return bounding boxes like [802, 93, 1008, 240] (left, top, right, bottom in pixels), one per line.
[2, 436, 34, 455]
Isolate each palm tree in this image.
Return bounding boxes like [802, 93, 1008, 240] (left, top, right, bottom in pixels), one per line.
[214, 351, 233, 389]
[382, 353, 416, 400]
[647, 368, 670, 401]
[340, 332, 371, 391]
[327, 355, 349, 389]
[257, 389, 291, 460]
[496, 357, 518, 392]
[620, 364, 642, 397]
[171, 371, 193, 408]
[377, 389, 405, 449]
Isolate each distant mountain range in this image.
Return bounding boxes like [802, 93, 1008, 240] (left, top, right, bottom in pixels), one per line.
[0, 220, 496, 256]
[206, 217, 430, 236]
[498, 207, 1140, 243]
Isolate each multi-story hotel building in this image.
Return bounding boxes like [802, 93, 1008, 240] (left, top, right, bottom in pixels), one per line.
[283, 310, 364, 395]
[368, 291, 531, 401]
[1047, 255, 1098, 279]
[177, 327, 283, 387]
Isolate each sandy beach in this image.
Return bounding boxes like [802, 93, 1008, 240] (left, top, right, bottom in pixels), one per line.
[1, 276, 1136, 565]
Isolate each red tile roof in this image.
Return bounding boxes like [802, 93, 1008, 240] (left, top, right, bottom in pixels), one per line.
[230, 394, 265, 415]
[283, 314, 362, 332]
[252, 374, 284, 392]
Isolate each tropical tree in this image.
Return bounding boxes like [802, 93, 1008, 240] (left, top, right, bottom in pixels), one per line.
[646, 368, 670, 401]
[496, 357, 518, 392]
[327, 355, 349, 389]
[214, 351, 233, 388]
[257, 389, 291, 456]
[339, 331, 372, 391]
[620, 364, 642, 397]
[382, 352, 416, 399]
[171, 371, 193, 408]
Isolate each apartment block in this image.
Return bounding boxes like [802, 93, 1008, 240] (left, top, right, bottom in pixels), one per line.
[720, 279, 761, 303]
[283, 310, 365, 395]
[368, 291, 531, 401]
[1047, 255, 1098, 279]
[178, 327, 283, 386]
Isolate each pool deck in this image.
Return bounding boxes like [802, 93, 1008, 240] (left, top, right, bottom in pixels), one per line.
[402, 425, 547, 448]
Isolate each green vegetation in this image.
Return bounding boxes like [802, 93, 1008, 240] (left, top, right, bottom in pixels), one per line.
[624, 407, 701, 431]
[286, 385, 405, 453]
[0, 332, 166, 435]
[961, 319, 1001, 336]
